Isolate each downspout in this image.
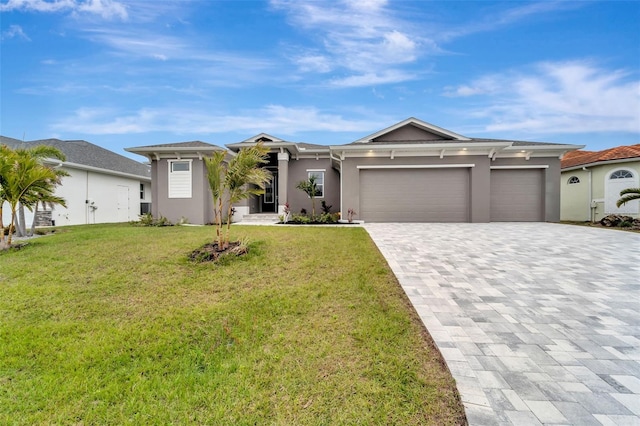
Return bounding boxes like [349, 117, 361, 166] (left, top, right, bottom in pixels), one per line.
[86, 170, 90, 224]
[583, 166, 593, 222]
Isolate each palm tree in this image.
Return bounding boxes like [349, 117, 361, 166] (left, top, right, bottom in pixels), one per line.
[204, 150, 228, 249]
[296, 174, 319, 218]
[0, 145, 14, 244]
[223, 143, 271, 248]
[204, 143, 271, 250]
[617, 187, 640, 208]
[1, 145, 67, 245]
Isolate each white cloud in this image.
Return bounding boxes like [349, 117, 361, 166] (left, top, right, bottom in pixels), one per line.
[437, 2, 581, 42]
[273, 0, 572, 88]
[294, 53, 333, 73]
[442, 76, 500, 97]
[1, 0, 127, 20]
[272, 0, 428, 84]
[74, 0, 127, 20]
[51, 105, 386, 136]
[330, 70, 416, 88]
[79, 28, 275, 81]
[1, 24, 31, 41]
[1, 0, 74, 13]
[448, 61, 640, 135]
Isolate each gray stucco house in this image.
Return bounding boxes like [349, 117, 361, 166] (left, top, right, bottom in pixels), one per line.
[126, 118, 582, 224]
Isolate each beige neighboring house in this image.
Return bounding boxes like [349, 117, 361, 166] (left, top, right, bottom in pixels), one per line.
[561, 144, 640, 222]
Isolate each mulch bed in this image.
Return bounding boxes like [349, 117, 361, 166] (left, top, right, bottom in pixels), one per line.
[188, 241, 247, 262]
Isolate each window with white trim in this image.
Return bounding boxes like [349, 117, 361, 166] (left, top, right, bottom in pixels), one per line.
[609, 170, 633, 179]
[168, 160, 192, 198]
[308, 170, 324, 198]
[605, 168, 638, 214]
[568, 176, 580, 184]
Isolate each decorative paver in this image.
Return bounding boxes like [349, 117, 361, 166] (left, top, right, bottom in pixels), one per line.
[364, 223, 640, 426]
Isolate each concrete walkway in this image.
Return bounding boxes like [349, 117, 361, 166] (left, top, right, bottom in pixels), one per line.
[364, 223, 640, 426]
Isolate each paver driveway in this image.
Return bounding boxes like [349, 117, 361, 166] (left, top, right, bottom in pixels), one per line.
[365, 223, 640, 426]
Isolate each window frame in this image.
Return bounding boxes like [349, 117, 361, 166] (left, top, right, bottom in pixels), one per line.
[168, 159, 193, 199]
[609, 169, 634, 180]
[567, 176, 580, 184]
[171, 160, 191, 172]
[307, 169, 325, 198]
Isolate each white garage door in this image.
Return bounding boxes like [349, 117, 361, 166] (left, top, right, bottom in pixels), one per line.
[360, 168, 470, 222]
[490, 169, 544, 221]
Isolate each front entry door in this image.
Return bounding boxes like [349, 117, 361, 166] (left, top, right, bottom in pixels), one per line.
[261, 171, 277, 213]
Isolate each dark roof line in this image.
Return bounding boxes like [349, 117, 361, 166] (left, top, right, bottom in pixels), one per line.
[1, 136, 150, 178]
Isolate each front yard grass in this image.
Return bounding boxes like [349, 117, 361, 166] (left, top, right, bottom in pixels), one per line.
[1, 224, 465, 425]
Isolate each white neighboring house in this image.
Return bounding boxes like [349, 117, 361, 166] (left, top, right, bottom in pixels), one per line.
[1, 136, 151, 227]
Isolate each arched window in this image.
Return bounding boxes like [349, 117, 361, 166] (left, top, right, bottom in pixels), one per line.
[609, 170, 634, 179]
[568, 176, 580, 184]
[605, 168, 638, 214]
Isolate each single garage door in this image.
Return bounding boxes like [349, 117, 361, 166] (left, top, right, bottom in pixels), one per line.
[490, 169, 544, 221]
[360, 168, 470, 222]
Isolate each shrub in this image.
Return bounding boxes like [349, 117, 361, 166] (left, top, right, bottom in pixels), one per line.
[135, 213, 173, 227]
[317, 213, 339, 224]
[288, 214, 312, 224]
[321, 201, 332, 214]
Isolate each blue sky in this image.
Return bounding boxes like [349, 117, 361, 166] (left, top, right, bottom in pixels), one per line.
[1, 0, 639, 161]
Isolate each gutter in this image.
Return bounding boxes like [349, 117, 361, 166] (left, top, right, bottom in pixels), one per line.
[44, 160, 151, 182]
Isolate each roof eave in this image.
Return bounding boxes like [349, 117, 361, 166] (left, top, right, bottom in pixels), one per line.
[503, 144, 584, 151]
[330, 141, 513, 151]
[562, 156, 640, 172]
[125, 146, 222, 153]
[44, 159, 151, 181]
[225, 141, 301, 153]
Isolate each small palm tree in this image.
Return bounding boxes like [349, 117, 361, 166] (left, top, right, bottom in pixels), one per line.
[204, 150, 228, 249]
[204, 143, 271, 250]
[0, 145, 13, 243]
[1, 145, 67, 245]
[223, 143, 271, 248]
[296, 174, 319, 218]
[617, 187, 640, 208]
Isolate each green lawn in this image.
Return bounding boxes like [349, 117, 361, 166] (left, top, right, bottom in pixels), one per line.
[1, 224, 465, 425]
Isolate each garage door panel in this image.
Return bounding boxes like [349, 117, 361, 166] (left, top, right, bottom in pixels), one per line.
[490, 169, 543, 222]
[360, 168, 469, 222]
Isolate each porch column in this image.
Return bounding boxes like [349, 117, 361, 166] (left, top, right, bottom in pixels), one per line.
[277, 151, 289, 214]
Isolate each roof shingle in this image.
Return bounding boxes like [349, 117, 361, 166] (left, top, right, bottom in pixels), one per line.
[561, 144, 640, 169]
[1, 136, 150, 178]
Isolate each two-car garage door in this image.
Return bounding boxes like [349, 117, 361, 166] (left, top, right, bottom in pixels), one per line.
[359, 166, 545, 222]
[360, 167, 470, 222]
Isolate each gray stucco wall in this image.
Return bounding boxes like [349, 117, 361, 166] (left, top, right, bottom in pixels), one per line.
[287, 158, 340, 215]
[341, 155, 560, 223]
[152, 158, 214, 225]
[373, 125, 444, 142]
